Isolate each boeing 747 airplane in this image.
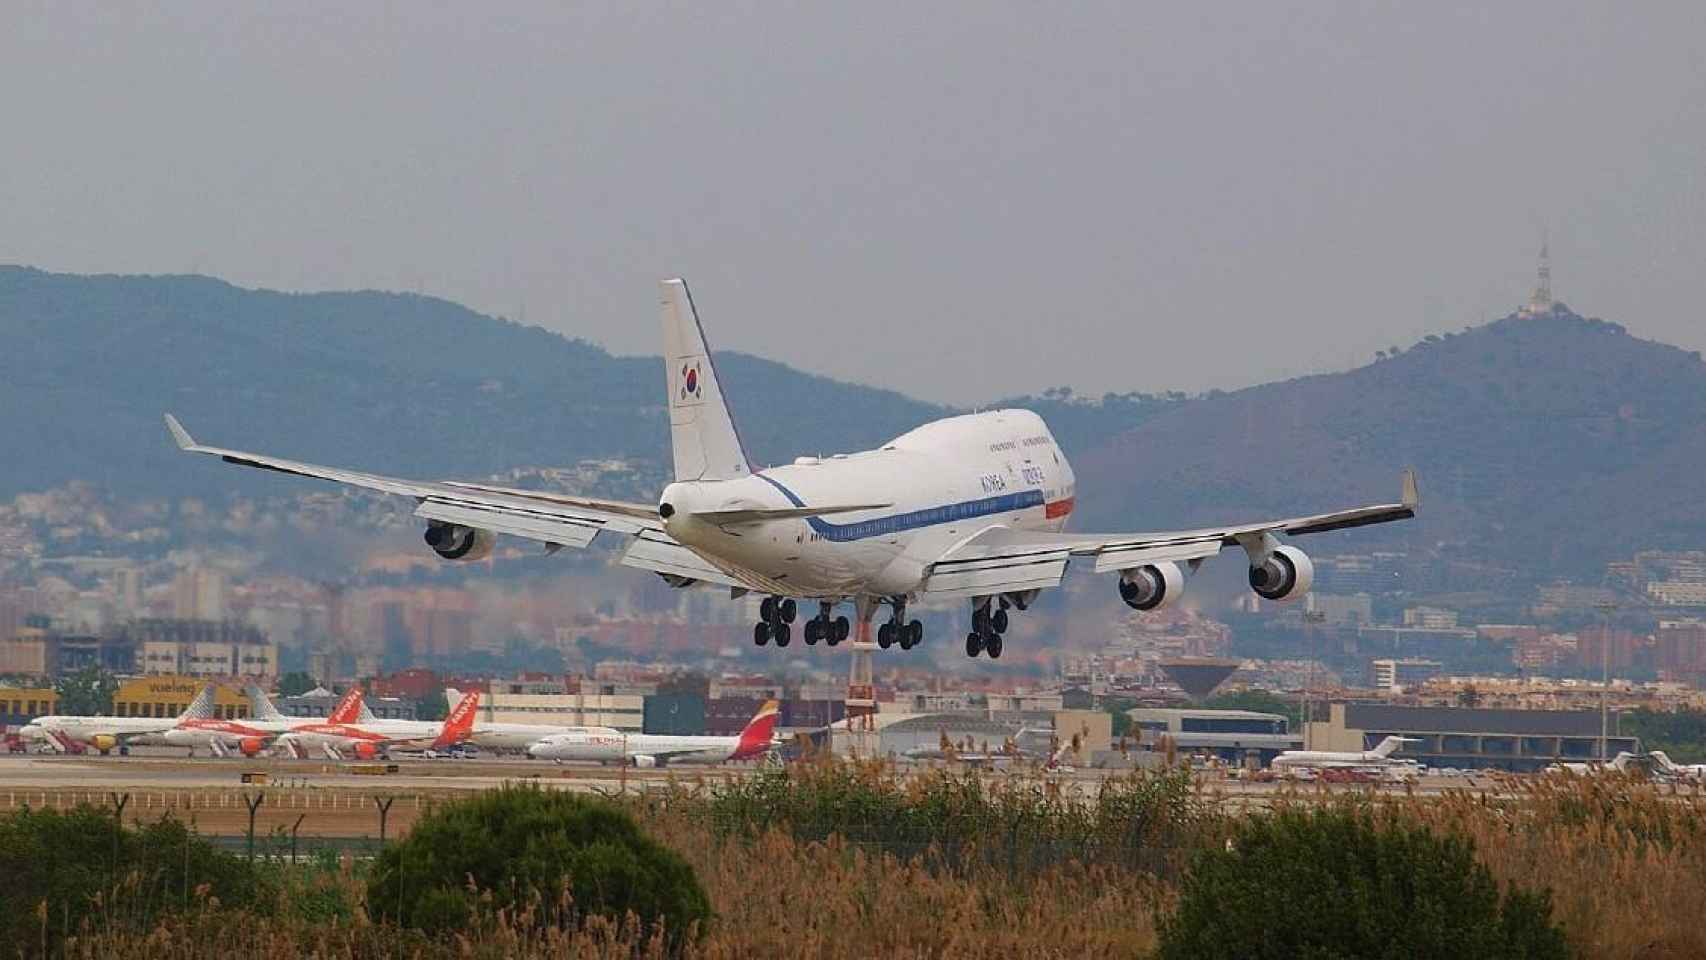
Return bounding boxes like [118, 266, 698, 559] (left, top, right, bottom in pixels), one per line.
[166, 279, 1416, 659]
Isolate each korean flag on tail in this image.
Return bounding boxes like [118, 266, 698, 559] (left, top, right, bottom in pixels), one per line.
[676, 359, 705, 406]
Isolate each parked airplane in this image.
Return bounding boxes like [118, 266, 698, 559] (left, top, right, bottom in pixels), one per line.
[165, 278, 1417, 660]
[431, 687, 607, 752]
[158, 685, 367, 757]
[1647, 750, 1706, 782]
[1548, 751, 1642, 776]
[268, 688, 481, 760]
[1271, 736, 1420, 772]
[22, 685, 219, 754]
[527, 699, 780, 766]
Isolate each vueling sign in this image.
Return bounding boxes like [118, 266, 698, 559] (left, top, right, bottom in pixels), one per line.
[124, 678, 218, 697]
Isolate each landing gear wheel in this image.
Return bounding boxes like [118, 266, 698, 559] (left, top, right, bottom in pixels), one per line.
[973, 608, 992, 634]
[965, 631, 983, 658]
[774, 623, 791, 647]
[760, 597, 777, 622]
[754, 622, 771, 646]
[992, 608, 1009, 634]
[834, 617, 850, 643]
[898, 631, 914, 651]
[907, 620, 924, 647]
[781, 598, 798, 623]
[985, 634, 1003, 659]
[804, 620, 821, 645]
[877, 622, 895, 649]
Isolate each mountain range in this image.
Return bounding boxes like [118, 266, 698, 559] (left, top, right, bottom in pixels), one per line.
[7, 264, 1706, 581]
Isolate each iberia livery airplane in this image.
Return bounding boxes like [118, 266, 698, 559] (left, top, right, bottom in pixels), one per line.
[166, 279, 1416, 660]
[527, 700, 780, 767]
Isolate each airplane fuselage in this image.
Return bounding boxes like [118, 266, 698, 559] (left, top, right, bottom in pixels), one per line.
[660, 409, 1076, 598]
[527, 729, 758, 765]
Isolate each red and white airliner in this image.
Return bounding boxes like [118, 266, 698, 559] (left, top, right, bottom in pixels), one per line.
[159, 685, 366, 757]
[269, 688, 481, 760]
[167, 278, 1416, 661]
[526, 699, 780, 767]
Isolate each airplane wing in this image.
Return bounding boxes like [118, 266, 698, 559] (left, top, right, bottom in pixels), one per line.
[922, 471, 1417, 599]
[164, 415, 741, 583]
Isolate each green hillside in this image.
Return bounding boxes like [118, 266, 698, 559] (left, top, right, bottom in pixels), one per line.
[0, 266, 946, 499]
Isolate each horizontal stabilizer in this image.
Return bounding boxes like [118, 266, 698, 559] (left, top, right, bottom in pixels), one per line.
[690, 503, 890, 525]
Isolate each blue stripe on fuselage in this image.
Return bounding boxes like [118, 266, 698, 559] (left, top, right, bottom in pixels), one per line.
[755, 474, 1044, 542]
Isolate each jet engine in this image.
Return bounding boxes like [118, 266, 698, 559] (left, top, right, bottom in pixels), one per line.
[630, 754, 657, 768]
[1118, 562, 1184, 611]
[1248, 545, 1314, 602]
[352, 741, 380, 760]
[424, 521, 495, 561]
[238, 737, 267, 757]
[89, 734, 118, 755]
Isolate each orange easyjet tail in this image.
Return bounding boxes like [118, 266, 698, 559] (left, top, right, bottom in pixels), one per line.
[433, 690, 480, 748]
[327, 687, 364, 725]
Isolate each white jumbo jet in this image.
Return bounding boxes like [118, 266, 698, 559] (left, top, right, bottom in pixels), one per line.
[164, 279, 1417, 660]
[1271, 736, 1421, 772]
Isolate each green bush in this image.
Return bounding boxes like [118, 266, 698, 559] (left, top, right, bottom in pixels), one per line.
[0, 805, 265, 952]
[367, 787, 709, 946]
[1156, 807, 1569, 960]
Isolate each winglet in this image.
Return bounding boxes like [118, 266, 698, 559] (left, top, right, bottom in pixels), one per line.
[1401, 469, 1419, 510]
[164, 414, 196, 451]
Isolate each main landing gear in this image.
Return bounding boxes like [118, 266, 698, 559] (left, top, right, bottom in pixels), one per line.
[965, 595, 1015, 659]
[753, 595, 797, 647]
[877, 598, 924, 652]
[804, 601, 851, 646]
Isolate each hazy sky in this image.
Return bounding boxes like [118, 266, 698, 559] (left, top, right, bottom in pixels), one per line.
[4, 3, 1702, 403]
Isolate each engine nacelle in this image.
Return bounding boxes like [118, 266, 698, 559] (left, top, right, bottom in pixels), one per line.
[89, 734, 118, 754]
[424, 522, 495, 562]
[352, 741, 380, 760]
[1118, 562, 1185, 611]
[1249, 545, 1314, 602]
[629, 754, 657, 769]
[238, 737, 267, 757]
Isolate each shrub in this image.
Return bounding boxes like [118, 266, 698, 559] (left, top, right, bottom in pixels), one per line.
[1156, 806, 1569, 960]
[367, 786, 709, 946]
[0, 805, 264, 952]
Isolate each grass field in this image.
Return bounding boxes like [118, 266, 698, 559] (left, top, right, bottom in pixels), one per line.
[9, 761, 1706, 958]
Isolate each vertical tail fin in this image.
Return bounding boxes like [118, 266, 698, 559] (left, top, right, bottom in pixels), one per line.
[181, 685, 217, 721]
[434, 690, 480, 748]
[732, 699, 780, 759]
[244, 684, 287, 723]
[326, 687, 363, 724]
[660, 278, 752, 482]
[1370, 736, 1406, 758]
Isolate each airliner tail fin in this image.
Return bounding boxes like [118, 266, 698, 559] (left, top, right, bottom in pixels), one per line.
[661, 278, 752, 482]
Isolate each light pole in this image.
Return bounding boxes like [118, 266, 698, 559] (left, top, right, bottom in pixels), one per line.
[1302, 609, 1327, 751]
[1595, 600, 1617, 760]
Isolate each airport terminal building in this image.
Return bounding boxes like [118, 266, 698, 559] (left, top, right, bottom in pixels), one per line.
[1307, 702, 1640, 772]
[1126, 708, 1301, 767]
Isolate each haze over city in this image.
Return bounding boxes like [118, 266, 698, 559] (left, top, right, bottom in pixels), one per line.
[3, 2, 1703, 403]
